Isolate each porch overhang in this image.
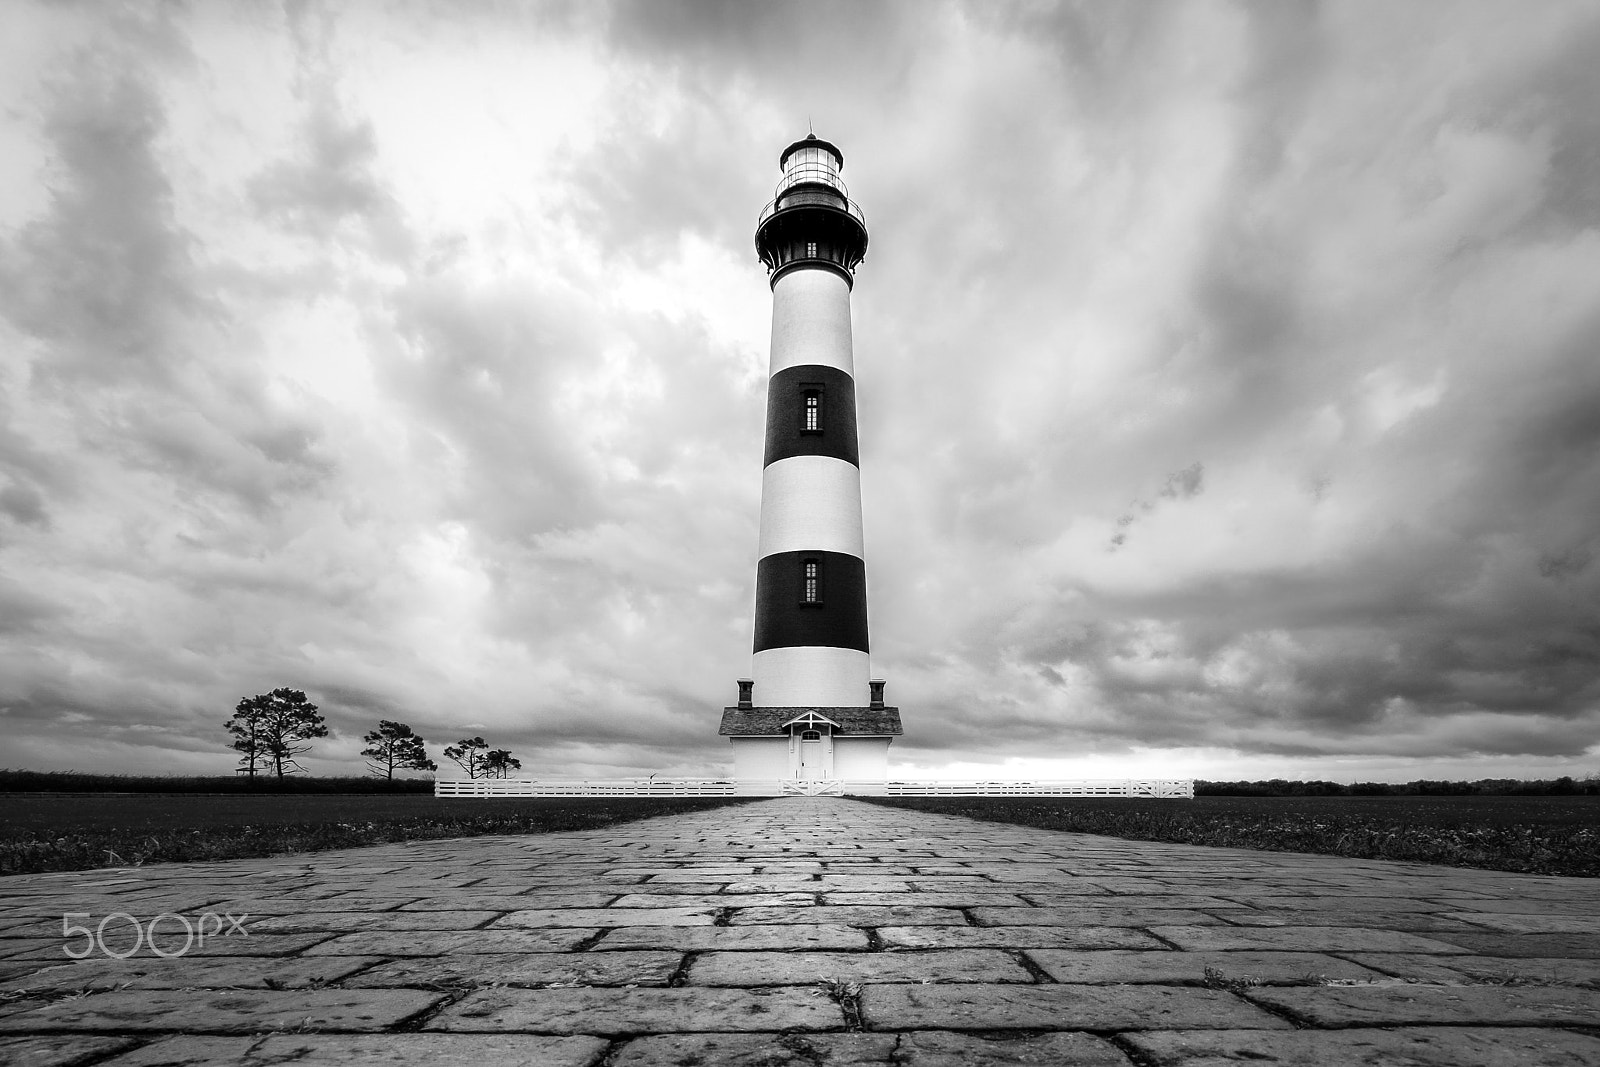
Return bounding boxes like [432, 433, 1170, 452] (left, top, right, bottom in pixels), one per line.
[719, 706, 903, 737]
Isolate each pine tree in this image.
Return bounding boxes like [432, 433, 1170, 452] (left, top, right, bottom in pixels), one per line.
[226, 688, 328, 780]
[443, 736, 489, 779]
[483, 749, 522, 779]
[361, 720, 437, 780]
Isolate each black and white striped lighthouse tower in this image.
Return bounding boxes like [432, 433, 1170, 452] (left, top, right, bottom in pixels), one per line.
[721, 134, 902, 792]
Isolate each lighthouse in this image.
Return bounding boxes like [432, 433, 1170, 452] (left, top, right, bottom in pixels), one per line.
[720, 133, 903, 795]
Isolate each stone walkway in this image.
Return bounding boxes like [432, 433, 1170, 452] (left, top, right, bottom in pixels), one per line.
[1, 798, 1599, 1065]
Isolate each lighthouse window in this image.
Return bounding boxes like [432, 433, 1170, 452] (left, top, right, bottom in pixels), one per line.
[802, 559, 820, 603]
[806, 241, 817, 257]
[801, 730, 821, 741]
[803, 391, 821, 431]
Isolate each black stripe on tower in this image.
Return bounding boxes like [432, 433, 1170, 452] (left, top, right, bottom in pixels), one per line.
[763, 365, 859, 468]
[752, 550, 869, 653]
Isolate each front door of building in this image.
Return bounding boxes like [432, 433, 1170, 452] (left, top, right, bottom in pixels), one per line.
[798, 731, 823, 780]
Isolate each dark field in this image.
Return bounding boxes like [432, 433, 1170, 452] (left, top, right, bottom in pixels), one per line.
[7, 792, 1598, 878]
[861, 795, 1600, 877]
[0, 795, 755, 875]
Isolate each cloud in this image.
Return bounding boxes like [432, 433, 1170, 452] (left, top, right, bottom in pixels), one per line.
[2, 2, 1599, 781]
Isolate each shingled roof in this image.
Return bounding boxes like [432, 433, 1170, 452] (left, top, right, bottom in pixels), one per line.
[718, 706, 903, 736]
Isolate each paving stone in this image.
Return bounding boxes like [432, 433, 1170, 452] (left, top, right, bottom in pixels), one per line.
[1149, 925, 1470, 953]
[593, 924, 870, 952]
[1439, 912, 1600, 934]
[0, 933, 331, 961]
[1444, 898, 1600, 915]
[0, 955, 381, 992]
[729, 906, 965, 926]
[1422, 932, 1600, 958]
[491, 907, 718, 928]
[617, 883, 732, 895]
[1210, 895, 1454, 913]
[969, 866, 1074, 882]
[1024, 893, 1245, 909]
[1124, 1026, 1600, 1066]
[1213, 909, 1492, 932]
[970, 906, 1227, 927]
[690, 948, 1032, 986]
[0, 1035, 140, 1067]
[820, 892, 1027, 907]
[610, 1032, 898, 1066]
[392, 894, 616, 910]
[895, 1030, 1132, 1066]
[196, 896, 417, 915]
[99, 1034, 609, 1066]
[1341, 952, 1600, 985]
[878, 925, 1166, 950]
[1246, 983, 1600, 1026]
[0, 988, 443, 1033]
[858, 983, 1290, 1031]
[904, 878, 1010, 892]
[723, 878, 914, 894]
[302, 929, 593, 955]
[428, 986, 843, 1034]
[346, 951, 681, 988]
[609, 1030, 1131, 1066]
[0, 963, 43, 985]
[245, 911, 502, 933]
[609, 893, 816, 909]
[1027, 949, 1386, 985]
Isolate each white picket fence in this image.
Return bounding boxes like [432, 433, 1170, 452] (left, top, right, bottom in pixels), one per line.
[886, 779, 1194, 798]
[435, 778, 1194, 799]
[435, 778, 735, 797]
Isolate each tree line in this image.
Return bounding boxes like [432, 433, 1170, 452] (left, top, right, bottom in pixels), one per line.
[224, 687, 521, 780]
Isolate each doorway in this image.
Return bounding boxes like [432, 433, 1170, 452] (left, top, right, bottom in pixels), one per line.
[798, 729, 823, 780]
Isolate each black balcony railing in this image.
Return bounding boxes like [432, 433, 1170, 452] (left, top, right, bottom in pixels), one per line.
[756, 188, 867, 231]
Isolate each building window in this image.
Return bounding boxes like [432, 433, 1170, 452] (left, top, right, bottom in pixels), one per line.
[802, 559, 820, 604]
[803, 390, 821, 431]
[806, 241, 817, 257]
[801, 730, 821, 741]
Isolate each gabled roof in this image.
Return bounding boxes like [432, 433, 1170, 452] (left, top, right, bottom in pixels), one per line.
[719, 706, 903, 736]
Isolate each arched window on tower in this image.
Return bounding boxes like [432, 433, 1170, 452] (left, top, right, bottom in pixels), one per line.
[803, 390, 821, 432]
[802, 559, 820, 604]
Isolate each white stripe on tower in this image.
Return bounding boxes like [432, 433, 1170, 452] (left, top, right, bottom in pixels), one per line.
[751, 647, 869, 707]
[769, 270, 855, 375]
[757, 458, 864, 559]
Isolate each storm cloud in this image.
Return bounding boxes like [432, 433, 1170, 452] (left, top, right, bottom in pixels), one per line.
[1, 1, 1597, 781]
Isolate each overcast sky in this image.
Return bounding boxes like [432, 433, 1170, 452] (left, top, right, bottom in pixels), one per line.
[2, 1, 1598, 783]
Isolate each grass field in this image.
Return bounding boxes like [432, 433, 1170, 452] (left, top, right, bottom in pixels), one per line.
[0, 795, 755, 875]
[6, 791, 1597, 878]
[860, 795, 1600, 877]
